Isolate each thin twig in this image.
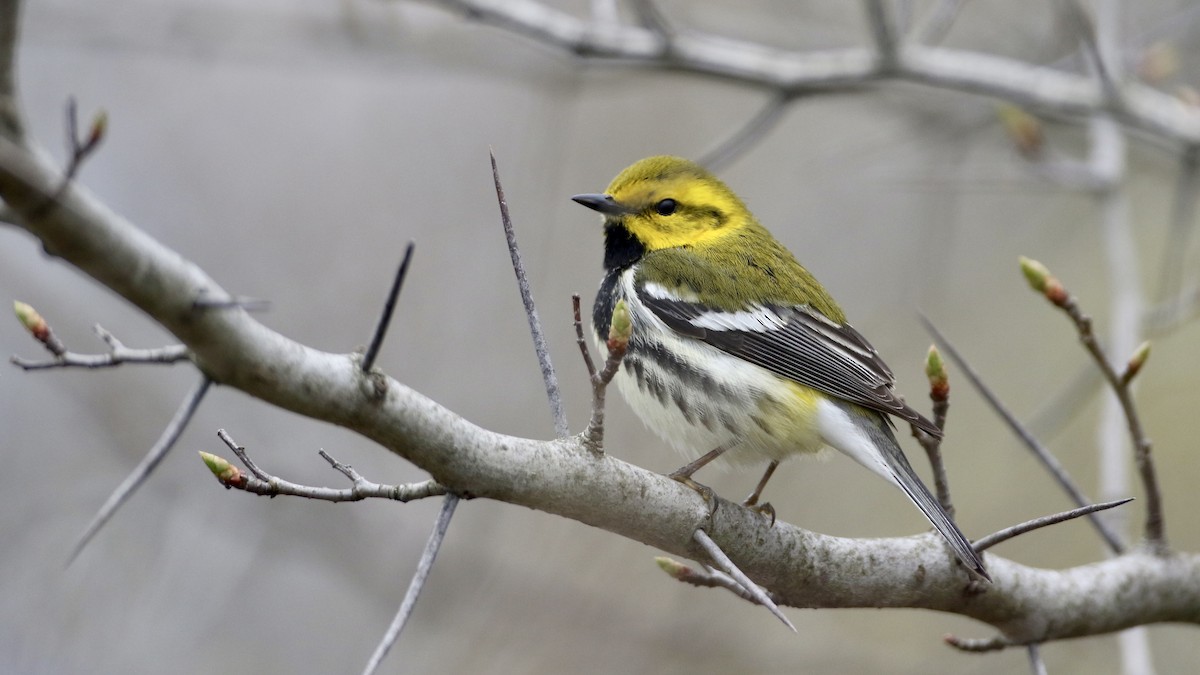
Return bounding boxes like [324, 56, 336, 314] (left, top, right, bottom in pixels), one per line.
[31, 98, 105, 219]
[362, 493, 459, 675]
[576, 295, 628, 451]
[206, 430, 447, 502]
[362, 241, 416, 373]
[911, 0, 968, 44]
[916, 345, 954, 515]
[191, 294, 272, 311]
[1058, 0, 1120, 104]
[1155, 146, 1199, 307]
[1054, 291, 1165, 551]
[973, 498, 1133, 552]
[68, 376, 211, 565]
[692, 529, 796, 632]
[920, 315, 1126, 553]
[863, 0, 900, 70]
[1027, 643, 1048, 675]
[12, 323, 190, 370]
[699, 93, 793, 171]
[654, 556, 779, 606]
[491, 150, 568, 438]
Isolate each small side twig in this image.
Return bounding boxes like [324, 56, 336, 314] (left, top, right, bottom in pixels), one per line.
[491, 150, 568, 438]
[1027, 643, 1048, 675]
[361, 493, 460, 675]
[204, 429, 448, 503]
[920, 314, 1126, 553]
[11, 318, 190, 370]
[915, 344, 954, 515]
[691, 529, 795, 632]
[362, 241, 416, 373]
[575, 295, 629, 451]
[68, 376, 211, 565]
[699, 92, 793, 171]
[654, 556, 778, 606]
[973, 498, 1133, 552]
[1020, 257, 1166, 552]
[30, 98, 106, 219]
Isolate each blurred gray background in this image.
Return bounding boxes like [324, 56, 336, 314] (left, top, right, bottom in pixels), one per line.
[3, 1, 1200, 673]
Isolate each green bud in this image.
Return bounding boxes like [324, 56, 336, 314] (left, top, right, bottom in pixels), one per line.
[654, 556, 690, 580]
[199, 451, 243, 485]
[1122, 341, 1151, 384]
[13, 301, 43, 334]
[997, 104, 1043, 157]
[925, 345, 949, 401]
[1019, 256, 1050, 292]
[607, 299, 631, 351]
[1019, 256, 1068, 306]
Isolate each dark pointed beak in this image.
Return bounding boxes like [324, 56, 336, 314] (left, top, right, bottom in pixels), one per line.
[572, 193, 636, 216]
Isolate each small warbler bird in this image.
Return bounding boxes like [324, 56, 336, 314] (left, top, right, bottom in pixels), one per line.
[574, 156, 988, 581]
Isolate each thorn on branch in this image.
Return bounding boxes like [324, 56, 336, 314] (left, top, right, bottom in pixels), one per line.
[362, 241, 415, 373]
[973, 497, 1134, 552]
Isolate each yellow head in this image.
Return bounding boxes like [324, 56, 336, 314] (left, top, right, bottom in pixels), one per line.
[572, 156, 754, 252]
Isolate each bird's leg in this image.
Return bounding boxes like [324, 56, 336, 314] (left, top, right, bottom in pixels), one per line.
[742, 460, 779, 525]
[669, 443, 733, 519]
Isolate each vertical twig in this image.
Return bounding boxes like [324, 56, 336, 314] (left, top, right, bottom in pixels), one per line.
[361, 493, 459, 675]
[68, 376, 212, 564]
[491, 150, 569, 438]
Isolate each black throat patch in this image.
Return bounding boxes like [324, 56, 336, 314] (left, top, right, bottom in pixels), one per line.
[602, 221, 645, 272]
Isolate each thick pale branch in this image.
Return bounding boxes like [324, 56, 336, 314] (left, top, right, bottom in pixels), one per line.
[3, 127, 1200, 646]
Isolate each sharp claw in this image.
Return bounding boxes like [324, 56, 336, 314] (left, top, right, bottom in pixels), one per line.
[670, 472, 719, 524]
[743, 500, 776, 526]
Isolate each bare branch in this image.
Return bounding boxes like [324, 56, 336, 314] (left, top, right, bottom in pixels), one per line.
[11, 323, 190, 370]
[416, 0, 1200, 145]
[920, 315, 1127, 553]
[68, 376, 211, 565]
[1021, 260, 1166, 551]
[205, 430, 448, 503]
[1027, 643, 1048, 675]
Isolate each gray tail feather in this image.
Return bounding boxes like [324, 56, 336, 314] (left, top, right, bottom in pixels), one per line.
[873, 423, 990, 581]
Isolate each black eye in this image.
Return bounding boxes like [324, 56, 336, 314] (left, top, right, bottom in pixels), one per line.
[654, 199, 678, 216]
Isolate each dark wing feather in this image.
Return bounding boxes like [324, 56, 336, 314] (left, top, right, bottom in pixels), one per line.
[639, 288, 942, 438]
